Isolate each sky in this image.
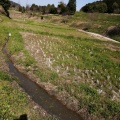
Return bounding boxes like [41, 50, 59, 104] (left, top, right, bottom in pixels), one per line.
[11, 0, 97, 11]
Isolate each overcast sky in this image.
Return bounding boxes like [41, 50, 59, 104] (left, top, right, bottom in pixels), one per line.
[11, 0, 97, 11]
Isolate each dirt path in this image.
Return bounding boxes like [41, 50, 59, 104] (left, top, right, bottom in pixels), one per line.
[78, 29, 120, 43]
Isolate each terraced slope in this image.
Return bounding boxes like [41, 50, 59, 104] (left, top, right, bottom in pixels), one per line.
[0, 11, 120, 119]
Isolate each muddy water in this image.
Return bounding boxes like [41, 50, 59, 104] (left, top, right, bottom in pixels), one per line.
[3, 40, 83, 120]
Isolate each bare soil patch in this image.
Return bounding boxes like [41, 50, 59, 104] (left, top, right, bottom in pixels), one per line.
[105, 44, 120, 51]
[0, 49, 9, 72]
[20, 32, 46, 68]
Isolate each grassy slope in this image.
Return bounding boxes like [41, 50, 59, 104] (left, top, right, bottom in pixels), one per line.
[0, 15, 54, 120]
[67, 12, 120, 42]
[0, 11, 120, 119]
[20, 21, 120, 119]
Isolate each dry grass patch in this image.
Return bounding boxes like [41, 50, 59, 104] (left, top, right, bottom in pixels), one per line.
[110, 56, 120, 63]
[70, 22, 91, 30]
[20, 32, 46, 68]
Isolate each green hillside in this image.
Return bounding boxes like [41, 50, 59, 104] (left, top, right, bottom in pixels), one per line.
[0, 10, 120, 119]
[67, 12, 120, 42]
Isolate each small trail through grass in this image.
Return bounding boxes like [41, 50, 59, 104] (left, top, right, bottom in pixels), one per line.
[78, 29, 120, 43]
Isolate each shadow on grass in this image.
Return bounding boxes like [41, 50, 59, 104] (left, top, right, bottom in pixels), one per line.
[14, 114, 28, 120]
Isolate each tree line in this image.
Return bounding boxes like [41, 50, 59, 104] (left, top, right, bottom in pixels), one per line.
[18, 0, 76, 15]
[1, 0, 120, 19]
[0, 0, 76, 18]
[81, 0, 120, 14]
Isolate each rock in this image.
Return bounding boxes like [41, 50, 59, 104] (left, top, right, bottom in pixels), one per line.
[33, 105, 39, 109]
[106, 26, 120, 36]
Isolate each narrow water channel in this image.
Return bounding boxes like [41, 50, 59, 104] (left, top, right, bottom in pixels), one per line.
[3, 40, 83, 120]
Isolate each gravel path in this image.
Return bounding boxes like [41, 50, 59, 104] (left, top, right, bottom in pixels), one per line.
[78, 29, 120, 43]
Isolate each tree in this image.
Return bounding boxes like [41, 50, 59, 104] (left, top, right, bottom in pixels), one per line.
[67, 0, 76, 15]
[26, 5, 30, 12]
[19, 6, 25, 13]
[41, 6, 46, 14]
[30, 4, 39, 12]
[95, 2, 107, 13]
[81, 1, 107, 13]
[49, 4, 57, 14]
[58, 1, 67, 14]
[0, 0, 10, 18]
[103, 0, 120, 13]
[112, 2, 120, 13]
[81, 0, 120, 13]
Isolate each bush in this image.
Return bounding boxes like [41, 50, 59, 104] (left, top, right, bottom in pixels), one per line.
[106, 26, 120, 36]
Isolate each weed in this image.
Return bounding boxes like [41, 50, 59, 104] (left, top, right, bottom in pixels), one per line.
[0, 71, 11, 81]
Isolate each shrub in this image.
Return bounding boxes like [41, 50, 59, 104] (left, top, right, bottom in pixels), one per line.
[106, 26, 120, 36]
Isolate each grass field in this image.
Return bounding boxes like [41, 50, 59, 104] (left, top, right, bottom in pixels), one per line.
[0, 11, 120, 119]
[0, 14, 55, 120]
[0, 71, 53, 120]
